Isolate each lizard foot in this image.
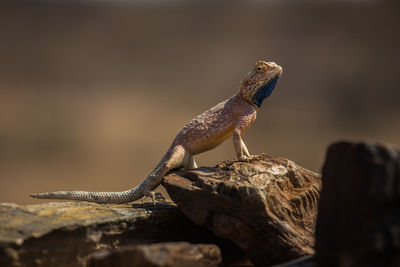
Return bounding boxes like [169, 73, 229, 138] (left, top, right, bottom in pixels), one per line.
[145, 191, 167, 205]
[238, 155, 258, 162]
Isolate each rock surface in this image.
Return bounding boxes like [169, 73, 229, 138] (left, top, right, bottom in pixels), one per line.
[315, 140, 400, 267]
[0, 202, 246, 266]
[88, 242, 221, 267]
[163, 154, 321, 266]
[272, 255, 314, 267]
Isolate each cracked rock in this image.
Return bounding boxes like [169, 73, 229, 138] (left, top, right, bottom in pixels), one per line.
[163, 154, 321, 266]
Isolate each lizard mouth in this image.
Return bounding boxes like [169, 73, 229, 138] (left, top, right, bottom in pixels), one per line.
[252, 74, 281, 107]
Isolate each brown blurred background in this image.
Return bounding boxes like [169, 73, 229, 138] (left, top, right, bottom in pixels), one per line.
[0, 0, 399, 204]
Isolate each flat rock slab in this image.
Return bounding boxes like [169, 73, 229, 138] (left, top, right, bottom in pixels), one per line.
[0, 202, 237, 266]
[88, 242, 222, 267]
[316, 140, 400, 266]
[163, 154, 321, 266]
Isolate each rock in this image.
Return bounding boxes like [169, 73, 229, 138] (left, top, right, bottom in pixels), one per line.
[315, 140, 400, 267]
[163, 154, 321, 266]
[87, 242, 221, 267]
[0, 202, 248, 266]
[272, 255, 314, 267]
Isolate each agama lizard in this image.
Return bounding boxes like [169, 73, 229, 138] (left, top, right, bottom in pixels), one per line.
[30, 61, 283, 204]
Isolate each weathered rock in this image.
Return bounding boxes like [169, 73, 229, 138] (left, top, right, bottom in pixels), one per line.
[315, 140, 400, 267]
[163, 154, 321, 266]
[0, 202, 247, 266]
[87, 242, 221, 267]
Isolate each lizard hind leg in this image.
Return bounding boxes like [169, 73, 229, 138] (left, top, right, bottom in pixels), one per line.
[142, 144, 188, 204]
[138, 144, 187, 193]
[184, 156, 198, 170]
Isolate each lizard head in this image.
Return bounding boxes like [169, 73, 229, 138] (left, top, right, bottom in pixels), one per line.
[239, 61, 283, 107]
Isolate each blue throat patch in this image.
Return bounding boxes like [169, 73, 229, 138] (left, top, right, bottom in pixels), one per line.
[252, 76, 279, 107]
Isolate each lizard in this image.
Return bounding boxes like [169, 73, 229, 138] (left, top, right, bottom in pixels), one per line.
[30, 60, 283, 204]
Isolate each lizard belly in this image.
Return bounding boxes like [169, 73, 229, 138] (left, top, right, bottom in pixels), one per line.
[189, 128, 234, 155]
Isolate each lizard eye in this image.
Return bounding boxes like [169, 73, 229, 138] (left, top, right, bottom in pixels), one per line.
[257, 67, 262, 71]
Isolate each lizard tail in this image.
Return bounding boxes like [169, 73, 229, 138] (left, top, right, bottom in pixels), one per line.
[30, 145, 186, 204]
[29, 181, 151, 204]
[30, 189, 142, 204]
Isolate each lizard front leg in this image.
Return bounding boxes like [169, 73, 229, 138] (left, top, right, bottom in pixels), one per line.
[233, 109, 257, 161]
[233, 129, 251, 161]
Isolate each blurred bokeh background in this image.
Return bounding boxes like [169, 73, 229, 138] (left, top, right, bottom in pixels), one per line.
[1, 0, 399, 204]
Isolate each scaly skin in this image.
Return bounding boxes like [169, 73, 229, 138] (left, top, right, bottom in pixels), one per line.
[30, 61, 283, 204]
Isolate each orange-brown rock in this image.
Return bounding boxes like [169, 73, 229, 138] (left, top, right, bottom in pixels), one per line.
[163, 154, 321, 266]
